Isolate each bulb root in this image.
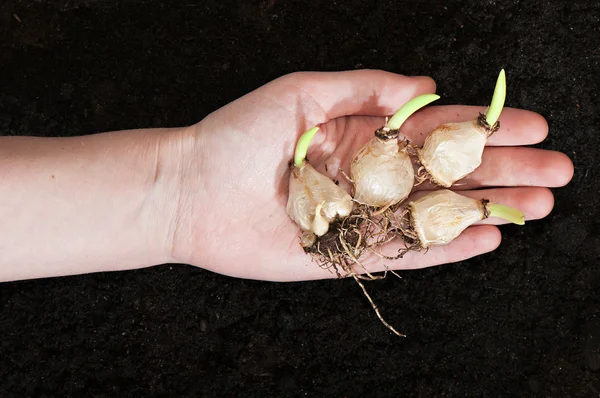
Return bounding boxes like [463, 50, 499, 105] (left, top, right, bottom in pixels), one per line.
[352, 273, 406, 337]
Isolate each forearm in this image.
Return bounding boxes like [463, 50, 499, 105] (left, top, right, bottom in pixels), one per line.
[0, 127, 188, 282]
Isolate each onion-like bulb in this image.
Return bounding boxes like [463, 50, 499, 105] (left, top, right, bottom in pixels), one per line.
[351, 136, 414, 208]
[418, 69, 507, 187]
[350, 93, 440, 208]
[286, 127, 354, 239]
[405, 189, 525, 248]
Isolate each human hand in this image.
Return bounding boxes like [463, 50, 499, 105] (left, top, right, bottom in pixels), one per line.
[169, 70, 574, 282]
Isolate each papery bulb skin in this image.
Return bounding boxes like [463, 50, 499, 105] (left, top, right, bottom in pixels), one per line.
[286, 162, 354, 236]
[350, 136, 414, 208]
[417, 120, 488, 188]
[311, 202, 330, 237]
[408, 189, 487, 248]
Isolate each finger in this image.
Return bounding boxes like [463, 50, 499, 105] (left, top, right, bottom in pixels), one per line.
[419, 147, 574, 190]
[274, 69, 437, 122]
[400, 105, 549, 146]
[462, 187, 555, 225]
[364, 225, 502, 272]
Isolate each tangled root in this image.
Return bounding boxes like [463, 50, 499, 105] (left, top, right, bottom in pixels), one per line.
[304, 204, 391, 278]
[302, 203, 410, 336]
[410, 145, 448, 189]
[299, 156, 435, 337]
[377, 206, 428, 260]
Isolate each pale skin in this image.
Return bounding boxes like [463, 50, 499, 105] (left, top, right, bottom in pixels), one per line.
[0, 70, 574, 283]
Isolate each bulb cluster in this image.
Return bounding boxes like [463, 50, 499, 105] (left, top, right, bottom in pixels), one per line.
[286, 69, 524, 253]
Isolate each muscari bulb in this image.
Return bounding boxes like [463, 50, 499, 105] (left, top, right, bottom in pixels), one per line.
[406, 188, 525, 249]
[286, 127, 354, 240]
[418, 69, 507, 188]
[350, 93, 440, 208]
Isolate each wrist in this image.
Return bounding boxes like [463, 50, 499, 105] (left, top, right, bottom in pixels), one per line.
[146, 125, 201, 265]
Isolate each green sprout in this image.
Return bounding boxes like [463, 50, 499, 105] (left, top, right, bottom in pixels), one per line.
[385, 93, 441, 130]
[488, 203, 525, 225]
[294, 126, 320, 167]
[485, 69, 506, 126]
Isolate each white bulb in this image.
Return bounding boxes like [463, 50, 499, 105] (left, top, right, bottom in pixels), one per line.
[418, 120, 488, 187]
[286, 162, 354, 236]
[408, 189, 486, 248]
[350, 137, 414, 208]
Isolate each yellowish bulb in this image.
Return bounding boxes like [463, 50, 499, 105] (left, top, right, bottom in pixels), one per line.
[417, 120, 488, 187]
[350, 136, 414, 208]
[407, 189, 487, 248]
[286, 162, 354, 237]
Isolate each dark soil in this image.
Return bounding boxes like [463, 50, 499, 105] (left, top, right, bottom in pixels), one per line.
[1, 0, 599, 396]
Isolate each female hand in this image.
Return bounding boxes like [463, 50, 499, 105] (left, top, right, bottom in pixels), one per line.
[171, 69, 574, 282]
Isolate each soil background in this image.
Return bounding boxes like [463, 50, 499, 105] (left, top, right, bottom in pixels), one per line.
[1, 1, 599, 396]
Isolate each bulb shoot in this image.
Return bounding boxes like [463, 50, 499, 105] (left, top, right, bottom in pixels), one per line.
[488, 203, 525, 225]
[385, 93, 441, 131]
[485, 69, 506, 127]
[294, 126, 320, 167]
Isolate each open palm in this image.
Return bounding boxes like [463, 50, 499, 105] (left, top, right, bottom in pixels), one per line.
[177, 70, 573, 282]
